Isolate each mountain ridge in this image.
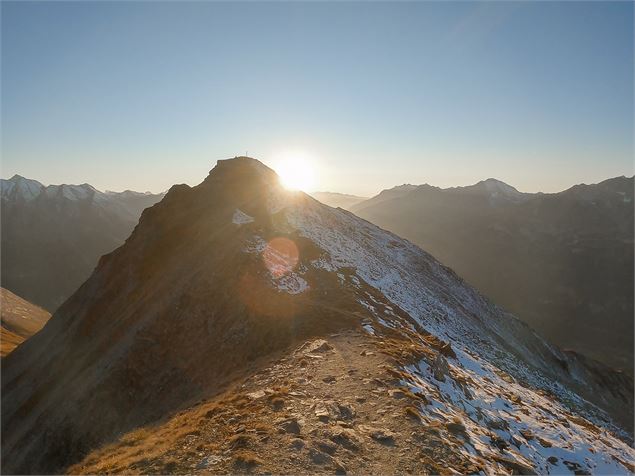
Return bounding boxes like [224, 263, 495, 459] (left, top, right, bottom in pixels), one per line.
[351, 174, 634, 372]
[2, 158, 633, 474]
[310, 191, 368, 210]
[1, 174, 164, 311]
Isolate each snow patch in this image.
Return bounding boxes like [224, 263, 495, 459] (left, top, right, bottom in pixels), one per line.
[61, 185, 92, 201]
[273, 273, 309, 295]
[311, 256, 337, 272]
[232, 208, 255, 225]
[362, 323, 376, 335]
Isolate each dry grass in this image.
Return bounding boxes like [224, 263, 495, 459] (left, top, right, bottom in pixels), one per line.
[223, 393, 251, 409]
[120, 427, 152, 447]
[269, 397, 285, 410]
[568, 415, 601, 434]
[537, 437, 552, 448]
[402, 387, 429, 404]
[232, 450, 263, 469]
[445, 417, 468, 440]
[1, 327, 24, 356]
[267, 386, 288, 410]
[404, 406, 421, 421]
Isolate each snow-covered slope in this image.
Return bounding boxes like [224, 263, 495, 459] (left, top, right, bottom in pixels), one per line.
[254, 171, 634, 473]
[401, 349, 633, 474]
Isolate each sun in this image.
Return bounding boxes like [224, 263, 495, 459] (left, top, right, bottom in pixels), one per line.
[273, 153, 317, 191]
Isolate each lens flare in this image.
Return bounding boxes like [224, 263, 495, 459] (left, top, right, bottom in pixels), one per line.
[263, 237, 299, 278]
[271, 151, 317, 191]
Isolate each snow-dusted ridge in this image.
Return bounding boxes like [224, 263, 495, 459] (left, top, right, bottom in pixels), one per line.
[1, 175, 43, 201]
[236, 181, 635, 474]
[1, 175, 162, 205]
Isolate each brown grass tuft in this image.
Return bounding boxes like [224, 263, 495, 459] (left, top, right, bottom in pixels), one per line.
[270, 397, 285, 410]
[233, 450, 263, 469]
[120, 427, 151, 446]
[404, 406, 421, 421]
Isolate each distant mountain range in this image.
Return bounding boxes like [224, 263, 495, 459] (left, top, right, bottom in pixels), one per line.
[1, 175, 164, 312]
[351, 176, 634, 373]
[310, 191, 368, 210]
[0, 287, 50, 357]
[3, 158, 632, 475]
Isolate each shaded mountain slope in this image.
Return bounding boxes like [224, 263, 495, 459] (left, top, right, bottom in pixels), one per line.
[0, 175, 163, 311]
[0, 288, 51, 356]
[350, 184, 418, 213]
[352, 176, 634, 372]
[2, 158, 633, 475]
[310, 192, 368, 210]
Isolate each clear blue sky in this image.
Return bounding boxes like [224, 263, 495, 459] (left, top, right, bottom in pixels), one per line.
[2, 1, 633, 195]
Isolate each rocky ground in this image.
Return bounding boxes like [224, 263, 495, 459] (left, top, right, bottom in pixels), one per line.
[69, 330, 479, 475]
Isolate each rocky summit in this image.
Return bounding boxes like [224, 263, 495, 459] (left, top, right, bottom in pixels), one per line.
[2, 157, 633, 475]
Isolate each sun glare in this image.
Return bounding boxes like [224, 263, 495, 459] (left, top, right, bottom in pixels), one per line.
[273, 153, 317, 191]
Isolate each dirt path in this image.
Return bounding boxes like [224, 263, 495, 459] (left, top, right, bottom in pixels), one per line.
[69, 330, 476, 475]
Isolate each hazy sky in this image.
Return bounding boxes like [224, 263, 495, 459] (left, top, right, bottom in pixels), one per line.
[2, 1, 633, 196]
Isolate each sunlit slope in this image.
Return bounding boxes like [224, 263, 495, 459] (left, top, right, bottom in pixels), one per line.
[1, 287, 50, 356]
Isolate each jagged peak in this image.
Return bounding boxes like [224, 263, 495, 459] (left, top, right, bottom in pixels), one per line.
[1, 175, 44, 201]
[200, 157, 284, 199]
[5, 174, 43, 186]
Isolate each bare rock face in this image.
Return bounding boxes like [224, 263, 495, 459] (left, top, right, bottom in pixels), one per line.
[364, 426, 396, 445]
[278, 417, 302, 435]
[2, 158, 634, 475]
[431, 354, 450, 382]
